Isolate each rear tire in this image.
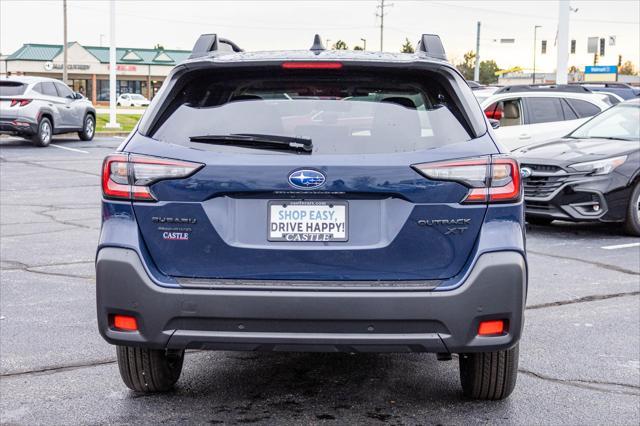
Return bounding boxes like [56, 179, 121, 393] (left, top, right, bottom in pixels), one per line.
[116, 346, 184, 393]
[527, 216, 553, 226]
[623, 182, 640, 236]
[459, 344, 519, 400]
[78, 114, 95, 141]
[32, 117, 52, 147]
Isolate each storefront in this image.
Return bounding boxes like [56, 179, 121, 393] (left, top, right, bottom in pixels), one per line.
[1, 42, 190, 104]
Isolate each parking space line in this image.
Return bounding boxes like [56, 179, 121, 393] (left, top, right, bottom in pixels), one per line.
[601, 242, 640, 250]
[50, 144, 89, 154]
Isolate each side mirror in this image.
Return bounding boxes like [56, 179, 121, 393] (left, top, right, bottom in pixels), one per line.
[489, 118, 501, 129]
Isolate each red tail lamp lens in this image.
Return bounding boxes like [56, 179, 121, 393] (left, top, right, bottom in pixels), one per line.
[412, 156, 521, 204]
[281, 62, 343, 69]
[113, 315, 138, 331]
[478, 320, 506, 336]
[10, 99, 32, 107]
[102, 154, 203, 201]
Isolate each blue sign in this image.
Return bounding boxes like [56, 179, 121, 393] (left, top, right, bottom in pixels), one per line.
[585, 65, 617, 74]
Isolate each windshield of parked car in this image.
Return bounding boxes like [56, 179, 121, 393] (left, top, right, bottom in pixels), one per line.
[0, 81, 27, 96]
[569, 104, 640, 141]
[152, 72, 474, 155]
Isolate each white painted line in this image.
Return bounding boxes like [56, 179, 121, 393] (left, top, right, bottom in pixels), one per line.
[601, 242, 640, 250]
[50, 144, 89, 154]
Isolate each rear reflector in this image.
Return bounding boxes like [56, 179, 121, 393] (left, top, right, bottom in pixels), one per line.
[412, 156, 521, 204]
[478, 320, 505, 336]
[102, 154, 203, 201]
[281, 62, 343, 69]
[113, 315, 138, 331]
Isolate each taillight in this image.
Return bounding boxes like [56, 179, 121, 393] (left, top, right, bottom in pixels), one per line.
[412, 156, 521, 204]
[10, 99, 32, 107]
[102, 154, 203, 201]
[281, 62, 343, 69]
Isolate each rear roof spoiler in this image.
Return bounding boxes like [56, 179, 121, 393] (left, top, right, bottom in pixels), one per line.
[189, 34, 243, 59]
[416, 34, 447, 61]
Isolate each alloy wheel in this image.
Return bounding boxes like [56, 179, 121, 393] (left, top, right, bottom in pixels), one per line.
[41, 121, 51, 144]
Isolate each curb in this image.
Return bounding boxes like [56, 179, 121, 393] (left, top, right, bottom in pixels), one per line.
[96, 131, 131, 137]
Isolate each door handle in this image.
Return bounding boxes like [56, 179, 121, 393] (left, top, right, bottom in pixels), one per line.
[518, 133, 531, 139]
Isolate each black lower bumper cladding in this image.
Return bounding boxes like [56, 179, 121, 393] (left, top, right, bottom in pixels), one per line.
[96, 248, 527, 354]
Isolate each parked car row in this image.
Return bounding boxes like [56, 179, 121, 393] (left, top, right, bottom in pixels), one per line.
[515, 98, 639, 235]
[470, 82, 639, 235]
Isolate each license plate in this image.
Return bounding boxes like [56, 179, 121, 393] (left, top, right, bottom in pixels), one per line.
[268, 201, 348, 242]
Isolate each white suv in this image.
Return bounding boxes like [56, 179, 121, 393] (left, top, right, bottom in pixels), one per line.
[0, 76, 96, 146]
[481, 87, 610, 151]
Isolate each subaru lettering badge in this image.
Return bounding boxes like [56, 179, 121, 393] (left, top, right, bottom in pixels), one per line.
[288, 169, 326, 189]
[520, 167, 532, 179]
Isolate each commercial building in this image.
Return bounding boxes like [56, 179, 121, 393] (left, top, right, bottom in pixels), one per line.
[0, 42, 190, 104]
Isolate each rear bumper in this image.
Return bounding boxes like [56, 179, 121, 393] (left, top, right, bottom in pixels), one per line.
[96, 248, 527, 354]
[0, 118, 37, 135]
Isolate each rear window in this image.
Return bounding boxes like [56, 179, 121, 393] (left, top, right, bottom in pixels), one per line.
[526, 97, 564, 124]
[152, 71, 474, 155]
[566, 98, 601, 118]
[0, 82, 26, 96]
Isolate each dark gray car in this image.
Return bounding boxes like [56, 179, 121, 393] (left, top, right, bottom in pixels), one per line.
[0, 76, 96, 146]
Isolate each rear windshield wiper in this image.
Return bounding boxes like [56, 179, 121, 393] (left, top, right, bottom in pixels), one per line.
[189, 133, 313, 154]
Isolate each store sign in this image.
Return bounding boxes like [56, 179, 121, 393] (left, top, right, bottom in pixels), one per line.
[43, 62, 90, 71]
[585, 65, 617, 74]
[108, 65, 138, 72]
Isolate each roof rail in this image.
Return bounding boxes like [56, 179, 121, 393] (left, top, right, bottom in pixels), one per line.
[189, 34, 243, 59]
[494, 84, 591, 94]
[416, 34, 447, 61]
[571, 82, 632, 89]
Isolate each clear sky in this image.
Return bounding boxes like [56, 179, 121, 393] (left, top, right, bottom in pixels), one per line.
[1, 0, 639, 73]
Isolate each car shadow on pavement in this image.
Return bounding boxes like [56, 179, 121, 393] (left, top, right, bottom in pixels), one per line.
[527, 221, 631, 238]
[117, 351, 501, 423]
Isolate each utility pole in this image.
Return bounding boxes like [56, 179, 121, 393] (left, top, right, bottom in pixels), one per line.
[556, 0, 570, 84]
[473, 21, 481, 82]
[106, 0, 120, 129]
[62, 0, 68, 84]
[532, 25, 541, 83]
[376, 0, 392, 52]
[361, 38, 367, 51]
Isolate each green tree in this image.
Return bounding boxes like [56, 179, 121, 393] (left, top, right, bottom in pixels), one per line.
[353, 45, 364, 51]
[456, 51, 476, 80]
[154, 43, 165, 50]
[400, 38, 415, 53]
[332, 40, 348, 50]
[619, 60, 637, 75]
[479, 60, 500, 84]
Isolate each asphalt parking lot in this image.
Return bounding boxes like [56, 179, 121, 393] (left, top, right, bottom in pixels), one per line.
[1, 135, 639, 425]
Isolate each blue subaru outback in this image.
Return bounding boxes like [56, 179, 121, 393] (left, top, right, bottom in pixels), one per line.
[97, 34, 527, 400]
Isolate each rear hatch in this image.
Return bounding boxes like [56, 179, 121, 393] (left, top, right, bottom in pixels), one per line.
[0, 81, 27, 121]
[121, 63, 496, 281]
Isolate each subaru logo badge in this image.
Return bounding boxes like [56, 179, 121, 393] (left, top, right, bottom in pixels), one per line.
[520, 167, 532, 179]
[288, 169, 326, 189]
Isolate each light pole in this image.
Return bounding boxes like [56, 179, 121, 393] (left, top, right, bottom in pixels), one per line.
[361, 38, 367, 51]
[532, 25, 541, 84]
[106, 0, 120, 129]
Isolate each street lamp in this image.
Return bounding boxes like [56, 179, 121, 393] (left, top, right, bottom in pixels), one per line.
[532, 25, 542, 84]
[361, 38, 367, 51]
